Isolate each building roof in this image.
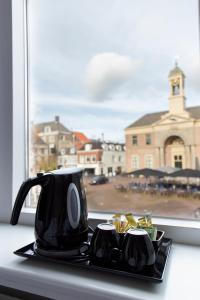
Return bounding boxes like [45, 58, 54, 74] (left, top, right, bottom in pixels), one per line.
[73, 131, 90, 143]
[79, 139, 125, 151]
[168, 63, 185, 77]
[32, 134, 47, 146]
[34, 116, 70, 133]
[83, 140, 103, 150]
[126, 106, 200, 129]
[73, 131, 91, 151]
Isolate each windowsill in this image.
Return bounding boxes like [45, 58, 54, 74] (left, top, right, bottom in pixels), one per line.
[17, 209, 200, 246]
[0, 223, 200, 300]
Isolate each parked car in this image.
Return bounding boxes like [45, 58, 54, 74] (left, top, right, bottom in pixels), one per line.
[90, 175, 108, 185]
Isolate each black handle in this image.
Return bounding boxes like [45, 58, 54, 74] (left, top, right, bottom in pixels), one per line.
[10, 175, 48, 225]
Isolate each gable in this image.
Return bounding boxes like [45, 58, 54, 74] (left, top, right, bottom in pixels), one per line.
[153, 114, 191, 126]
[126, 105, 200, 129]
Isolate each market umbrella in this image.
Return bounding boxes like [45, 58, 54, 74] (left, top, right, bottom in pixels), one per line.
[169, 168, 200, 186]
[169, 169, 200, 178]
[128, 168, 167, 178]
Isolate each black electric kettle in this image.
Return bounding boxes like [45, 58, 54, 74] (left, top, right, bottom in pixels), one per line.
[10, 168, 88, 251]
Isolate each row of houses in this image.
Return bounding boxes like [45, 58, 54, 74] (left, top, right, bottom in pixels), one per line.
[30, 116, 126, 176]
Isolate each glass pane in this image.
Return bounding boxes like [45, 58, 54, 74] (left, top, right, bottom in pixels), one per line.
[28, 0, 200, 220]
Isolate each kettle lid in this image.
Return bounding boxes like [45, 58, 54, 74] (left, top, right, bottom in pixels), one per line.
[50, 167, 84, 175]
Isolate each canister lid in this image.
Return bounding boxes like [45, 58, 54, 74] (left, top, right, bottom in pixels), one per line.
[97, 223, 115, 230]
[127, 228, 148, 235]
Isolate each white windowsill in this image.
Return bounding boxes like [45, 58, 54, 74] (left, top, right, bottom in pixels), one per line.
[17, 208, 200, 246]
[0, 223, 199, 300]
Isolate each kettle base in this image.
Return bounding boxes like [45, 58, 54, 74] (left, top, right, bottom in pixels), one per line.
[33, 242, 89, 259]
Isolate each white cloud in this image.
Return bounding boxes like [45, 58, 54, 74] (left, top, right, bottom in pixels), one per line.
[85, 53, 141, 100]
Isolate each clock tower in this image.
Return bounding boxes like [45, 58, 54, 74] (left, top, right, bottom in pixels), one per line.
[168, 63, 189, 117]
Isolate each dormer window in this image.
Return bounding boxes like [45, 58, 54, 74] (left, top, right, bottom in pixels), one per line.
[109, 144, 114, 151]
[118, 145, 122, 151]
[85, 144, 92, 151]
[102, 144, 108, 151]
[44, 126, 51, 133]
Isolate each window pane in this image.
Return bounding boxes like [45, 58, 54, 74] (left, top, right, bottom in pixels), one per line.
[132, 135, 138, 145]
[28, 0, 200, 220]
[146, 134, 151, 145]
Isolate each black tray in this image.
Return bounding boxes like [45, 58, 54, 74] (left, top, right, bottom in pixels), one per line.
[14, 237, 172, 283]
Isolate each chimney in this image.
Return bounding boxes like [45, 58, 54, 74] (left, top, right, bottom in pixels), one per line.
[55, 116, 60, 123]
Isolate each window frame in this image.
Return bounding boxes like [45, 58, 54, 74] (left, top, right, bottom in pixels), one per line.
[145, 133, 151, 145]
[11, 0, 35, 225]
[5, 0, 200, 244]
[0, 0, 13, 222]
[132, 154, 140, 169]
[145, 154, 153, 168]
[132, 135, 138, 146]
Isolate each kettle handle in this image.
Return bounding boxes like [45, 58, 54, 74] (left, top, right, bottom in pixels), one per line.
[10, 175, 48, 225]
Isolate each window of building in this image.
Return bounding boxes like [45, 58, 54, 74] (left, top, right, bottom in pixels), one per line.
[108, 167, 113, 174]
[79, 155, 84, 164]
[146, 134, 151, 145]
[132, 155, 139, 169]
[86, 156, 91, 162]
[92, 155, 96, 162]
[60, 135, 65, 141]
[102, 144, 108, 151]
[44, 126, 51, 133]
[132, 135, 138, 146]
[85, 144, 92, 151]
[145, 155, 153, 169]
[50, 147, 56, 154]
[174, 155, 183, 169]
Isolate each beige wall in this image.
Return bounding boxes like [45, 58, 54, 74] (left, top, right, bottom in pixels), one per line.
[125, 133, 158, 172]
[125, 121, 200, 172]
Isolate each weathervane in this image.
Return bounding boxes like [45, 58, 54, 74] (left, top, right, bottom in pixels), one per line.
[174, 55, 180, 67]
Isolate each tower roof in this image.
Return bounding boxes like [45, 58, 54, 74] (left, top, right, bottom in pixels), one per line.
[168, 63, 185, 78]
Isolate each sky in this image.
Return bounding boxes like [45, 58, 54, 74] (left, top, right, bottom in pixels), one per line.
[28, 0, 200, 142]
